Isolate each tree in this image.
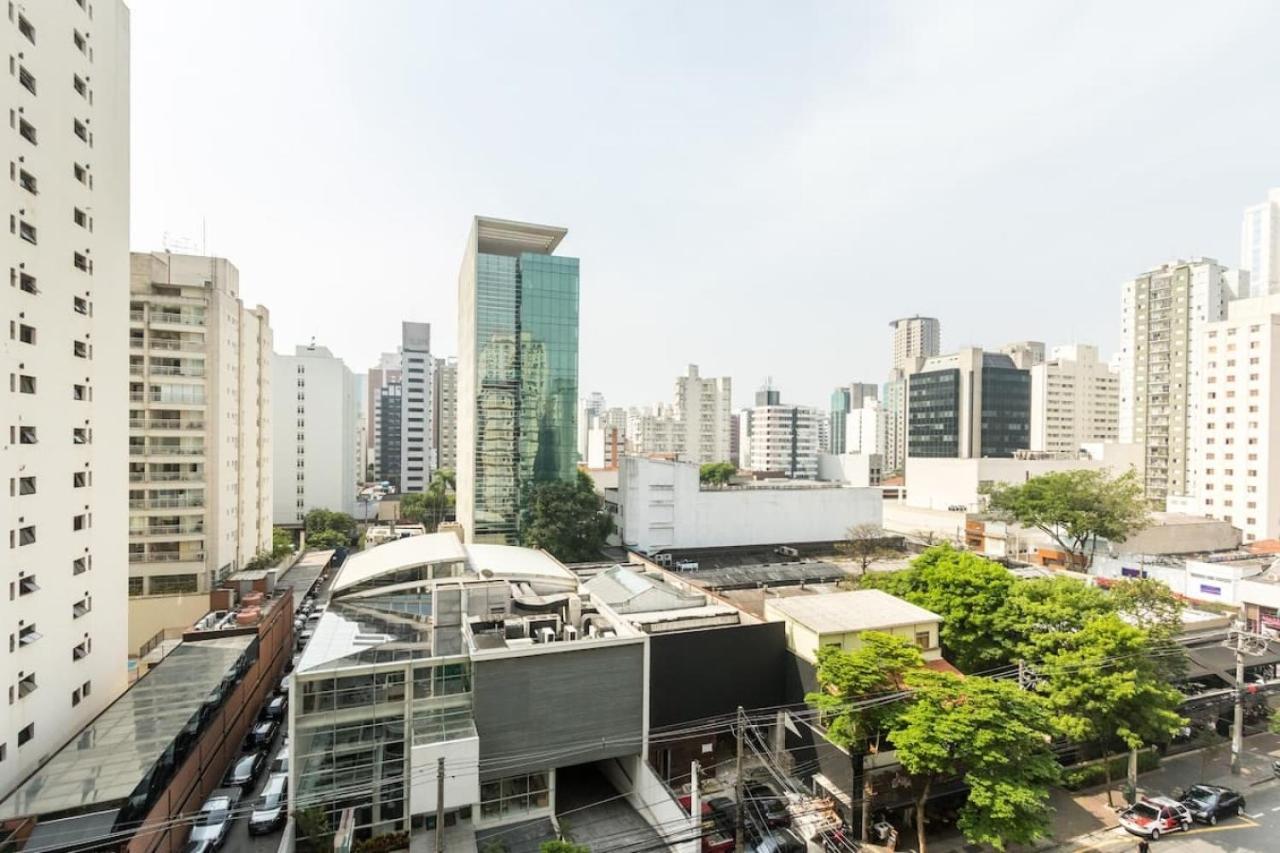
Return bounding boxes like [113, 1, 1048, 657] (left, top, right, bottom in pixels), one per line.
[304, 508, 357, 540]
[863, 545, 1021, 672]
[294, 806, 333, 853]
[838, 523, 898, 577]
[1001, 575, 1116, 661]
[520, 470, 612, 563]
[890, 671, 1059, 853]
[307, 528, 349, 549]
[539, 843, 589, 853]
[984, 468, 1149, 567]
[1109, 577, 1188, 681]
[271, 527, 294, 560]
[807, 632, 924, 841]
[1036, 614, 1185, 806]
[399, 492, 428, 524]
[699, 462, 735, 486]
[424, 468, 456, 531]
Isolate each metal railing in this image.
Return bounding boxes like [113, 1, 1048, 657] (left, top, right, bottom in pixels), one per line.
[132, 524, 205, 536]
[128, 552, 205, 563]
[128, 471, 205, 483]
[128, 447, 205, 457]
[129, 498, 205, 510]
[129, 419, 206, 430]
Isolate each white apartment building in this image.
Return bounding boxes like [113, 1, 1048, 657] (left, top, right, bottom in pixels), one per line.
[1, 0, 130, 796]
[354, 372, 369, 481]
[890, 315, 941, 373]
[127, 253, 272, 653]
[577, 391, 605, 461]
[845, 398, 886, 456]
[1119, 259, 1246, 506]
[741, 403, 822, 479]
[273, 344, 358, 522]
[673, 365, 732, 464]
[434, 357, 457, 472]
[1194, 293, 1280, 543]
[1000, 340, 1046, 369]
[399, 322, 434, 492]
[626, 404, 680, 456]
[886, 316, 941, 474]
[1029, 344, 1119, 454]
[1242, 188, 1280, 297]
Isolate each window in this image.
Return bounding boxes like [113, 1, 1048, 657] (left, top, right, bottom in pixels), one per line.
[17, 14, 35, 44]
[17, 271, 35, 293]
[16, 477, 35, 495]
[18, 625, 40, 646]
[17, 65, 34, 95]
[73, 427, 90, 444]
[17, 375, 34, 394]
[18, 118, 36, 145]
[914, 631, 932, 649]
[148, 574, 197, 595]
[73, 119, 88, 142]
[71, 687, 81, 706]
[17, 724, 33, 747]
[17, 169, 36, 194]
[73, 74, 87, 97]
[74, 252, 89, 272]
[18, 220, 36, 244]
[17, 525, 34, 546]
[73, 384, 88, 401]
[72, 514, 87, 531]
[73, 471, 88, 487]
[73, 639, 91, 660]
[73, 296, 89, 315]
[73, 556, 89, 575]
[18, 426, 36, 444]
[72, 596, 91, 618]
[73, 30, 86, 52]
[74, 208, 88, 229]
[17, 324, 35, 344]
[127, 577, 143, 597]
[18, 576, 37, 596]
[74, 163, 88, 184]
[73, 340, 88, 358]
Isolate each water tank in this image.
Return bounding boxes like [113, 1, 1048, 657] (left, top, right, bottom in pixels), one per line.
[242, 592, 264, 607]
[235, 607, 261, 625]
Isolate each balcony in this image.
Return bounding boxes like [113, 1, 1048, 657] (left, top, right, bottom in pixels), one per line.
[133, 338, 206, 354]
[129, 419, 206, 432]
[129, 497, 205, 510]
[128, 551, 205, 564]
[149, 313, 206, 327]
[128, 470, 206, 484]
[130, 523, 205, 538]
[128, 446, 205, 458]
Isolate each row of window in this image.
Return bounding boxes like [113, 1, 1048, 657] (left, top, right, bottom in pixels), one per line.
[7, 425, 95, 444]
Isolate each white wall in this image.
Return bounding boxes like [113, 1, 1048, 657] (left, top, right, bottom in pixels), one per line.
[904, 453, 1136, 511]
[273, 346, 357, 522]
[620, 457, 881, 553]
[817, 453, 882, 487]
[408, 735, 480, 814]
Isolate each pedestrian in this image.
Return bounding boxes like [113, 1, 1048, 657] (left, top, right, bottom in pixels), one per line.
[1138, 838, 1150, 853]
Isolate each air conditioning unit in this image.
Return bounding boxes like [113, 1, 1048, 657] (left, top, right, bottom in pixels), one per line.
[537, 627, 556, 644]
[562, 625, 578, 641]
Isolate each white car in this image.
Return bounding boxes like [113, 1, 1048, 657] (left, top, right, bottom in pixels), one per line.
[1119, 796, 1192, 840]
[188, 795, 234, 849]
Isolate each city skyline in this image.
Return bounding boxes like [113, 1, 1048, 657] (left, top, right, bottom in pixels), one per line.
[129, 0, 1280, 408]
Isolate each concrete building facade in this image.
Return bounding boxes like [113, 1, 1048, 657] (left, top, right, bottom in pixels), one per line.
[1194, 293, 1280, 543]
[1, 0, 131, 796]
[434, 356, 457, 473]
[1119, 258, 1245, 506]
[673, 365, 733, 464]
[272, 344, 357, 522]
[907, 348, 1030, 459]
[1029, 344, 1120, 454]
[399, 322, 434, 493]
[740, 400, 822, 479]
[885, 316, 941, 474]
[127, 253, 273, 651]
[828, 383, 877, 455]
[457, 217, 579, 543]
[1242, 188, 1280, 297]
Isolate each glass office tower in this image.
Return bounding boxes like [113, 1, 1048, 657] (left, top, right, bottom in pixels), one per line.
[458, 218, 579, 543]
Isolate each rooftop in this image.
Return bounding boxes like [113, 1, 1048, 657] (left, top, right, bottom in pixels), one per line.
[0, 636, 254, 832]
[765, 589, 941, 634]
[475, 216, 567, 257]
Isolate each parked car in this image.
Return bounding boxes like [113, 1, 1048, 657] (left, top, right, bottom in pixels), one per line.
[187, 795, 234, 850]
[1119, 797, 1192, 840]
[747, 828, 807, 853]
[270, 743, 289, 775]
[743, 782, 791, 827]
[182, 841, 215, 853]
[262, 694, 287, 721]
[246, 719, 279, 749]
[1180, 784, 1246, 825]
[223, 750, 265, 791]
[248, 773, 289, 835]
[677, 795, 735, 853]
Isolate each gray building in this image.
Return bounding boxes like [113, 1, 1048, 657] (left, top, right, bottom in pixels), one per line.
[400, 322, 434, 493]
[434, 357, 458, 473]
[379, 381, 402, 488]
[828, 382, 878, 454]
[907, 348, 1030, 459]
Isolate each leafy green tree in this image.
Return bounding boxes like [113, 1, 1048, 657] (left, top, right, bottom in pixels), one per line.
[1001, 575, 1115, 660]
[307, 528, 349, 549]
[1036, 614, 1185, 806]
[399, 492, 428, 524]
[1108, 577, 1188, 681]
[807, 632, 924, 840]
[519, 471, 612, 563]
[984, 468, 1149, 567]
[424, 468, 456, 531]
[838, 523, 899, 577]
[304, 508, 357, 540]
[863, 545, 1020, 672]
[698, 462, 735, 486]
[294, 806, 333, 853]
[540, 842, 589, 853]
[271, 527, 294, 560]
[891, 671, 1059, 853]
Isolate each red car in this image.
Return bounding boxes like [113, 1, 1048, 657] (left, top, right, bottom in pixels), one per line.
[678, 794, 735, 853]
[1119, 796, 1192, 840]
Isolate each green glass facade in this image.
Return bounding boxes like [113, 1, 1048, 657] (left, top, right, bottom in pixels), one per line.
[472, 251, 579, 542]
[907, 369, 960, 458]
[979, 366, 1031, 458]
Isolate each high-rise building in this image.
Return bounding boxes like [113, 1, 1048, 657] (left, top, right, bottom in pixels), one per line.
[890, 316, 941, 374]
[845, 398, 886, 457]
[367, 350, 401, 478]
[886, 317, 941, 474]
[457, 217, 579, 543]
[740, 386, 822, 479]
[577, 392, 606, 461]
[1193, 293, 1280, 543]
[1000, 340, 1046, 370]
[379, 381, 403, 489]
[729, 412, 741, 467]
[627, 404, 680, 456]
[829, 383, 878, 454]
[1, 0, 130, 796]
[399, 322, 434, 493]
[434, 357, 458, 473]
[673, 365, 733, 465]
[127, 253, 273, 652]
[273, 344, 358, 522]
[1119, 259, 1246, 505]
[1029, 344, 1119, 454]
[907, 348, 1030, 459]
[1242, 188, 1280, 297]
[354, 372, 369, 482]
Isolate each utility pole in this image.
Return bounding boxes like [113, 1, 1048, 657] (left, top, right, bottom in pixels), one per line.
[690, 760, 702, 853]
[735, 705, 746, 851]
[434, 756, 446, 852]
[1225, 618, 1270, 775]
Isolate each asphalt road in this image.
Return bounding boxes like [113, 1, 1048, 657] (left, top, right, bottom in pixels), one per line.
[1069, 775, 1280, 853]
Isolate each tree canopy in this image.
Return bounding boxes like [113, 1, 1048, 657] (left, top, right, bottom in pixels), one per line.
[807, 632, 923, 752]
[838, 523, 899, 576]
[698, 462, 736, 486]
[304, 508, 357, 549]
[891, 671, 1059, 852]
[984, 468, 1149, 566]
[519, 470, 612, 563]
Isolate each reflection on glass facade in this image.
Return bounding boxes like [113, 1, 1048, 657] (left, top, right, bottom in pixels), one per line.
[907, 369, 960, 457]
[980, 367, 1031, 458]
[472, 250, 579, 543]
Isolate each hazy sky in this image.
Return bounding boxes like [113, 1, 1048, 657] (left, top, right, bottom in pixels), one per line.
[131, 1, 1280, 410]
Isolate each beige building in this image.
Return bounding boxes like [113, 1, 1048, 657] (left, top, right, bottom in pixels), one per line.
[764, 590, 942, 665]
[434, 356, 457, 472]
[1119, 258, 1246, 506]
[1, 0, 131, 796]
[1194, 293, 1280, 543]
[673, 364, 733, 464]
[127, 253, 272, 653]
[1030, 344, 1120, 454]
[885, 316, 942, 474]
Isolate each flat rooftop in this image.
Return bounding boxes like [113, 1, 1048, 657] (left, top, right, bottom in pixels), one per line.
[678, 561, 851, 590]
[765, 589, 941, 634]
[0, 635, 254, 825]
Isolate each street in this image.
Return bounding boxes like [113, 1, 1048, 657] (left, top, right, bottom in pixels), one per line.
[1067, 776, 1280, 852]
[221, 724, 289, 853]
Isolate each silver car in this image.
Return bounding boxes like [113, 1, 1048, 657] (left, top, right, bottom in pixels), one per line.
[188, 795, 233, 850]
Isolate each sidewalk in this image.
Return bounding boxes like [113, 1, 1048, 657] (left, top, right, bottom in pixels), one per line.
[1046, 732, 1280, 850]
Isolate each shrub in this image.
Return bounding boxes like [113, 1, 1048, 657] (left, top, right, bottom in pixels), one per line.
[1060, 749, 1160, 790]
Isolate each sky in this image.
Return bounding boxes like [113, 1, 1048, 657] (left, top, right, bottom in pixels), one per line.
[130, 0, 1280, 411]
